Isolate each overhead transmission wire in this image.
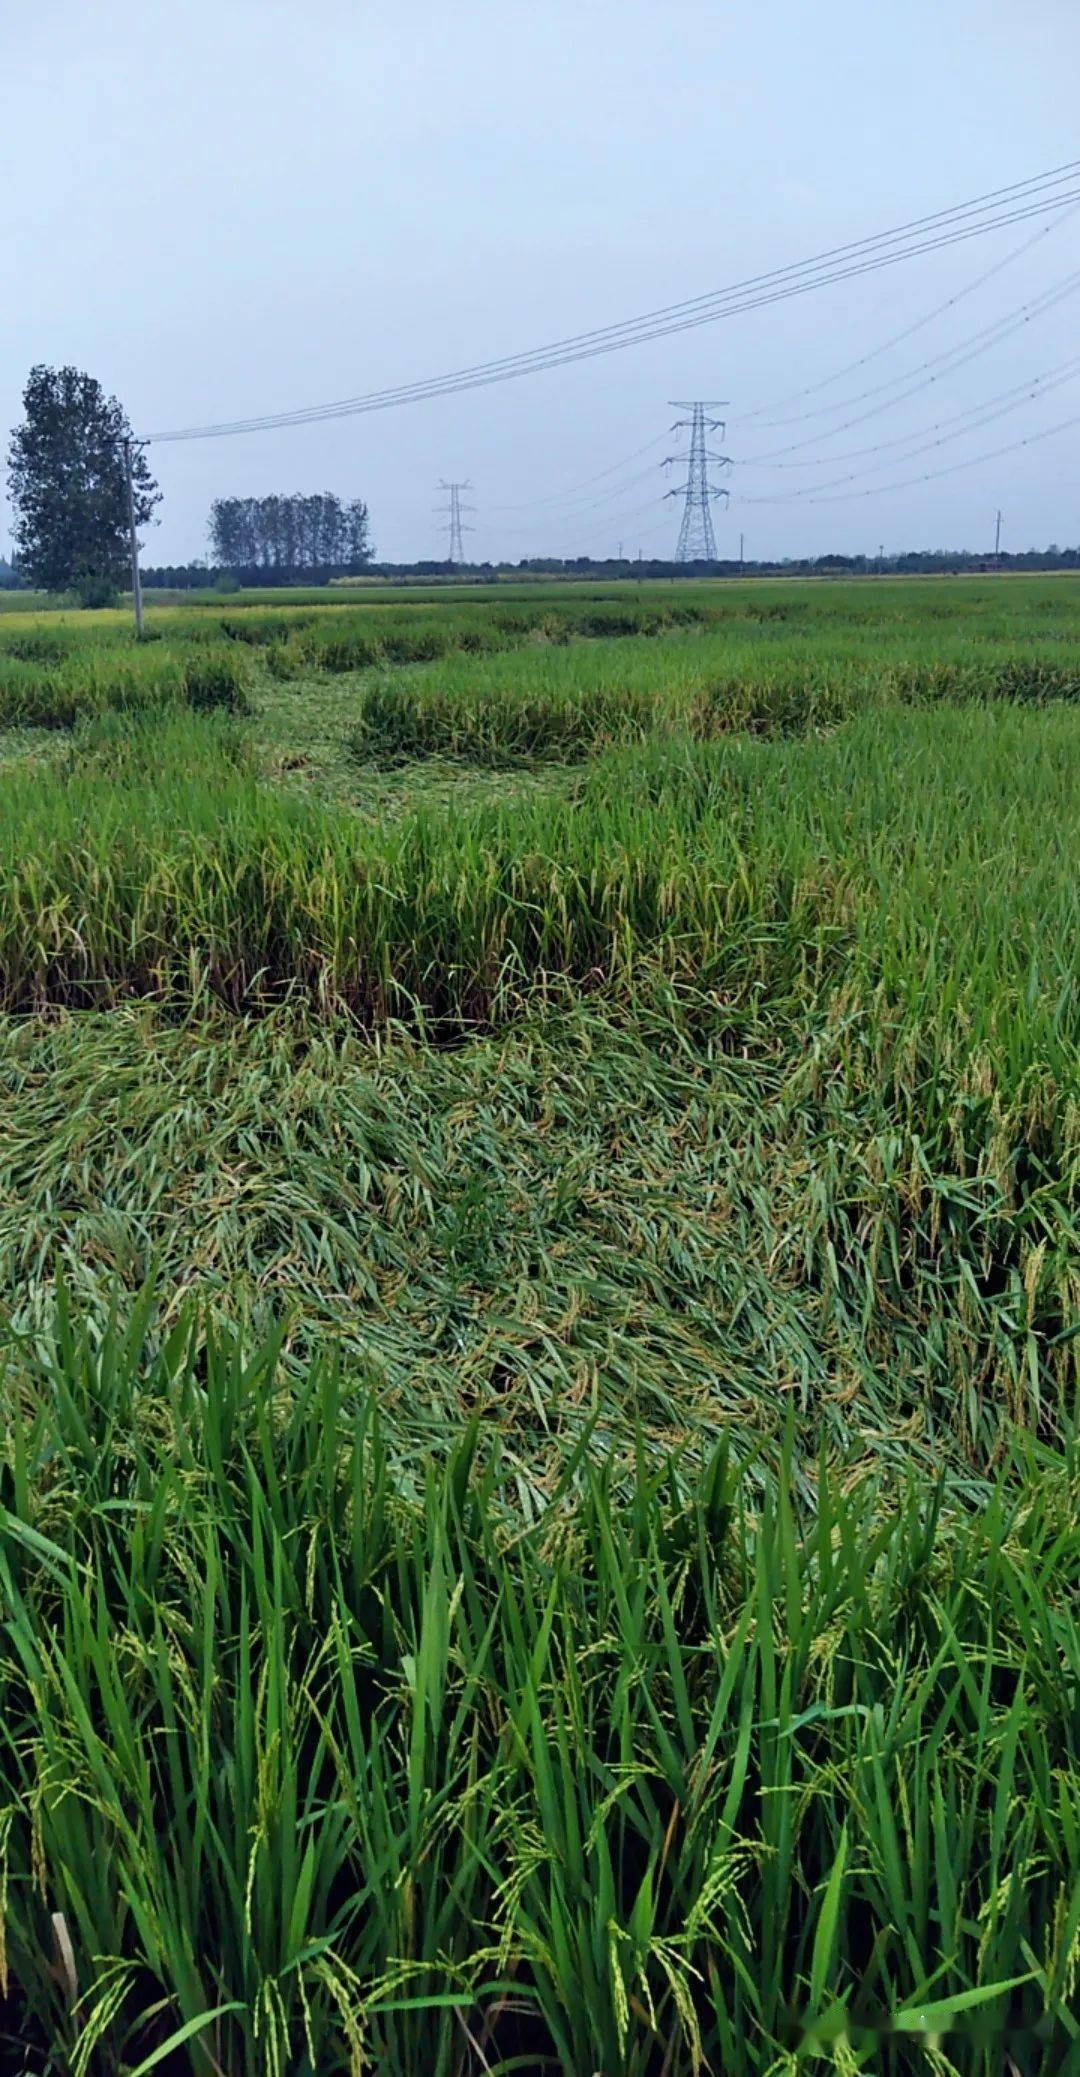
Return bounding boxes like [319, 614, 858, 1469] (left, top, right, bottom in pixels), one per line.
[507, 478, 685, 553]
[148, 191, 1080, 440]
[498, 461, 676, 535]
[564, 243, 1080, 534]
[528, 304, 1080, 539]
[735, 257, 1080, 461]
[739, 197, 1080, 425]
[548, 501, 676, 556]
[512, 492, 671, 551]
[736, 351, 1080, 471]
[531, 444, 731, 554]
[499, 432, 719, 542]
[736, 356, 1080, 498]
[740, 406, 1080, 505]
[512, 296, 1080, 541]
[142, 162, 1080, 443]
[500, 273, 1080, 541]
[494, 194, 1080, 525]
[590, 357, 1080, 538]
[484, 435, 669, 511]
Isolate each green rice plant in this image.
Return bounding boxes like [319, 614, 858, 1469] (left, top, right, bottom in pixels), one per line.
[884, 653, 1080, 705]
[8, 571, 1080, 651]
[255, 593, 727, 687]
[284, 622, 404, 674]
[178, 644, 254, 709]
[0, 629, 75, 665]
[278, 616, 492, 680]
[59, 706, 253, 782]
[0, 705, 1075, 1082]
[0, 1304, 1075, 2074]
[345, 620, 1080, 767]
[218, 608, 320, 644]
[0, 642, 251, 730]
[0, 655, 83, 728]
[348, 646, 680, 762]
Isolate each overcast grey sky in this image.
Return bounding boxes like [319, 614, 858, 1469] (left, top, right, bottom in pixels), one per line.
[4, 0, 1079, 565]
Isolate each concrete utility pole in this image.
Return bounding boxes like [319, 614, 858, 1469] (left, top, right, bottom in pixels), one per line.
[995, 508, 1004, 562]
[123, 437, 144, 637]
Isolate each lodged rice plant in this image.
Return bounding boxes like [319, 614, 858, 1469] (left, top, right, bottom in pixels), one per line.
[0, 979, 1074, 1476]
[0, 699, 1075, 1480]
[1, 575, 1078, 2074]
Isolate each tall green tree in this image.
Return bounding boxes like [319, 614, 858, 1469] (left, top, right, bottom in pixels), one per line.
[6, 365, 160, 597]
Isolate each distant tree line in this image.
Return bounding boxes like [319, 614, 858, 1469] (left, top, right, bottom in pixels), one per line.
[135, 543, 1080, 592]
[506, 546, 1080, 577]
[322, 543, 1080, 580]
[208, 494, 372, 578]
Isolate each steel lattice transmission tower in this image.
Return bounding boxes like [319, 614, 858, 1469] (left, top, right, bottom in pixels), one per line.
[664, 402, 731, 562]
[438, 480, 475, 564]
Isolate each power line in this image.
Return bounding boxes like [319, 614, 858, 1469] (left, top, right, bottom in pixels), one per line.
[142, 163, 1080, 444]
[544, 503, 676, 557]
[147, 191, 1080, 441]
[735, 351, 1080, 474]
[475, 211, 1080, 536]
[736, 261, 1080, 462]
[740, 198, 1080, 425]
[550, 352, 1080, 530]
[514, 490, 670, 550]
[521, 289, 1080, 522]
[496, 459, 674, 536]
[509, 352, 1080, 543]
[740, 360, 1080, 497]
[739, 404, 1080, 505]
[507, 477, 679, 556]
[484, 435, 669, 511]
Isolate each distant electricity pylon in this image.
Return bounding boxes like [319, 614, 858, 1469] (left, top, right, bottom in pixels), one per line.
[664, 403, 731, 562]
[438, 480, 474, 563]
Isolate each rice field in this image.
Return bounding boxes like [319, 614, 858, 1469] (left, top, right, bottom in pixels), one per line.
[0, 575, 1077, 2072]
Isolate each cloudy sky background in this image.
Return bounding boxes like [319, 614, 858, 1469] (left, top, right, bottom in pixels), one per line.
[4, 0, 1079, 566]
